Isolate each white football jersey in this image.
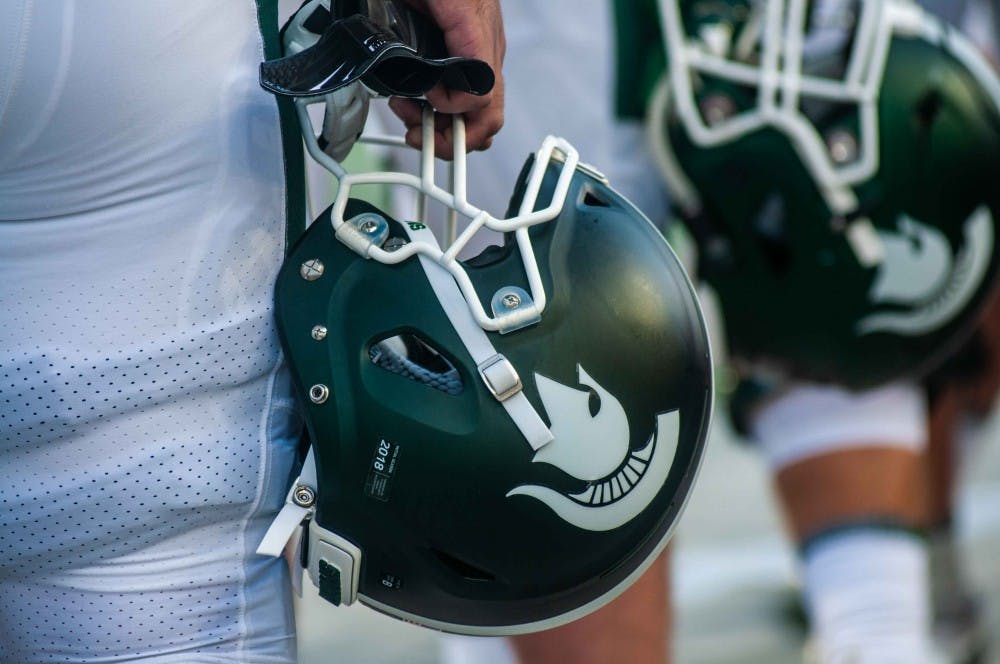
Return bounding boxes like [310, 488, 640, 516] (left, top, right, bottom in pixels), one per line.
[0, 1, 303, 661]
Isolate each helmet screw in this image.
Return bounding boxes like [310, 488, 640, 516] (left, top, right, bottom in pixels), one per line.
[700, 94, 736, 126]
[359, 218, 380, 235]
[826, 130, 858, 164]
[309, 384, 330, 404]
[300, 259, 325, 281]
[293, 485, 316, 508]
[501, 293, 522, 309]
[383, 237, 408, 252]
[311, 325, 328, 341]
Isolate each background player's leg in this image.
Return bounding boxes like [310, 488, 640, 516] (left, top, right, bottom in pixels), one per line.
[753, 384, 935, 663]
[511, 550, 672, 664]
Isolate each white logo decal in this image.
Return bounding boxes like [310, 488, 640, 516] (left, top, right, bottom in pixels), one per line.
[506, 366, 680, 532]
[856, 207, 994, 336]
[530, 367, 631, 481]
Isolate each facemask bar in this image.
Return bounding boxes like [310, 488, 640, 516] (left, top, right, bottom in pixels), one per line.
[658, 0, 928, 216]
[294, 96, 580, 333]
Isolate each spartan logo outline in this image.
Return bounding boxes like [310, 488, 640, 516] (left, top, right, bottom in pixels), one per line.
[856, 207, 994, 336]
[506, 365, 680, 532]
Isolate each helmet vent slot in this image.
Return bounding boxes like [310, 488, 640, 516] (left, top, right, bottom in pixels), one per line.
[369, 333, 463, 396]
[582, 189, 611, 208]
[915, 90, 943, 129]
[431, 548, 496, 582]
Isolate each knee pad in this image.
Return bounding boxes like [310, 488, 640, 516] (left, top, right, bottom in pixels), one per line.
[749, 382, 928, 471]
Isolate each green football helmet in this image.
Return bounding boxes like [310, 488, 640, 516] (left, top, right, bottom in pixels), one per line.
[648, 0, 1000, 388]
[256, 3, 713, 633]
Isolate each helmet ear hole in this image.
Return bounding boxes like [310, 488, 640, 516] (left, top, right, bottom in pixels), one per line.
[369, 333, 464, 396]
[915, 90, 943, 129]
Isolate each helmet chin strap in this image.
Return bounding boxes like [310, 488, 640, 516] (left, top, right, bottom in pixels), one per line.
[349, 107, 557, 449]
[401, 220, 554, 451]
[257, 445, 318, 558]
[296, 100, 572, 446]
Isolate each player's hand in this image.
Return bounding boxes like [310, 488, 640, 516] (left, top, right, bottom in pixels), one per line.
[390, 0, 505, 158]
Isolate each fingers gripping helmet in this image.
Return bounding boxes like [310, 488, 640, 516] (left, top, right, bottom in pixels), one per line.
[258, 4, 713, 635]
[649, 0, 1000, 388]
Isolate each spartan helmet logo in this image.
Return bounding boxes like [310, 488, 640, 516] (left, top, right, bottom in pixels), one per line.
[856, 207, 996, 336]
[507, 366, 680, 532]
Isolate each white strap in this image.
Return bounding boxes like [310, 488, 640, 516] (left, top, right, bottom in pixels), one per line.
[257, 447, 318, 557]
[286, 523, 307, 597]
[403, 223, 553, 450]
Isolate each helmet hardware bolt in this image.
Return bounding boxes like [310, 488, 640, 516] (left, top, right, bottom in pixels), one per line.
[359, 218, 380, 234]
[491, 287, 539, 332]
[311, 325, 328, 341]
[826, 130, 858, 164]
[309, 384, 330, 404]
[300, 259, 325, 281]
[501, 293, 522, 309]
[293, 485, 316, 508]
[700, 94, 736, 126]
[383, 237, 408, 252]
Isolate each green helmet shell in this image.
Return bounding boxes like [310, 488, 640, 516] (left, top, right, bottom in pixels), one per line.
[652, 0, 1000, 388]
[275, 160, 713, 633]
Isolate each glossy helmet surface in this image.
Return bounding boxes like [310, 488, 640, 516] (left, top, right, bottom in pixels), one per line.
[648, 0, 1000, 388]
[259, 0, 714, 635]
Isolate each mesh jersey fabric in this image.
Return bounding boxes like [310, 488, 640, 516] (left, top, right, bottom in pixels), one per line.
[0, 1, 303, 661]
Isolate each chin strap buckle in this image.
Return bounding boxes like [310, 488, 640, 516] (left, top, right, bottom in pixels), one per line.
[477, 354, 523, 402]
[476, 353, 552, 451]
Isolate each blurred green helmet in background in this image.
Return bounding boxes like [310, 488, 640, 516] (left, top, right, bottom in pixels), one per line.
[648, 0, 1000, 388]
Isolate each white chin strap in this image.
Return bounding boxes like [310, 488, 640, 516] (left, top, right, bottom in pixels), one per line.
[298, 99, 578, 452]
[300, 98, 589, 454]
[401, 221, 554, 451]
[257, 446, 318, 558]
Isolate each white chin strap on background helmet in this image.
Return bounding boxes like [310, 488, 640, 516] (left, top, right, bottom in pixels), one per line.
[649, 0, 937, 266]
